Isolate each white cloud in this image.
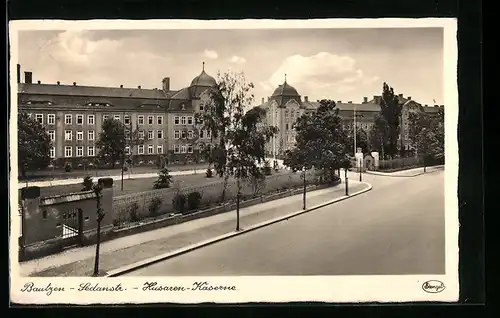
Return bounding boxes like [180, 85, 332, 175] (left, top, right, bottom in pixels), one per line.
[203, 49, 218, 60]
[229, 55, 246, 64]
[259, 52, 379, 102]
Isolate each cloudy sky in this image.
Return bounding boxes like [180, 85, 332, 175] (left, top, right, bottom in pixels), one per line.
[17, 28, 444, 105]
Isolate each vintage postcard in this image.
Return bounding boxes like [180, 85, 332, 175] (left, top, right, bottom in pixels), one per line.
[9, 18, 458, 304]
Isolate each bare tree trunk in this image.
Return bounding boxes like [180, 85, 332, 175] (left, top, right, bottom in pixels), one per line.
[236, 177, 240, 231]
[220, 174, 229, 202]
[93, 220, 101, 276]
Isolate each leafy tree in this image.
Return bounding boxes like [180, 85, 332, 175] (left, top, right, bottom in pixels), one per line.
[96, 118, 126, 169]
[379, 82, 403, 158]
[284, 99, 351, 184]
[124, 123, 144, 169]
[346, 127, 369, 154]
[196, 71, 278, 231]
[368, 113, 390, 159]
[153, 167, 173, 189]
[17, 113, 52, 178]
[247, 168, 266, 197]
[82, 176, 93, 191]
[408, 109, 444, 170]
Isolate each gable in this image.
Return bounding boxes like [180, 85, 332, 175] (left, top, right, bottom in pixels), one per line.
[285, 98, 300, 109]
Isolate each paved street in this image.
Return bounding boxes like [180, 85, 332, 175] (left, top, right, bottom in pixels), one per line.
[125, 169, 445, 276]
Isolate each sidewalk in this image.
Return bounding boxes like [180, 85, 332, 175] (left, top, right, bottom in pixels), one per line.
[18, 158, 286, 189]
[21, 182, 366, 277]
[366, 165, 444, 177]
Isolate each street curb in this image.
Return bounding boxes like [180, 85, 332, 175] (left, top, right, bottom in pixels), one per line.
[105, 181, 372, 277]
[366, 165, 444, 177]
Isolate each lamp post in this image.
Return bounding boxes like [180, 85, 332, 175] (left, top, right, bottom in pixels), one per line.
[302, 166, 307, 210]
[344, 168, 349, 196]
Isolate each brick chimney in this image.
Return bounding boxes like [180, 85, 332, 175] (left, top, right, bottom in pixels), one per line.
[363, 97, 368, 103]
[337, 100, 342, 103]
[57, 81, 60, 85]
[398, 93, 403, 98]
[162, 77, 170, 92]
[17, 64, 21, 83]
[37, 80, 41, 84]
[348, 101, 352, 103]
[304, 96, 308, 102]
[138, 85, 141, 89]
[24, 71, 32, 84]
[120, 85, 123, 88]
[73, 82, 76, 86]
[261, 97, 265, 104]
[408, 96, 412, 100]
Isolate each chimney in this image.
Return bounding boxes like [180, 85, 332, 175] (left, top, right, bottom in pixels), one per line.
[440, 105, 444, 108]
[138, 85, 141, 89]
[348, 101, 352, 104]
[73, 82, 76, 86]
[304, 96, 308, 102]
[261, 97, 265, 104]
[425, 104, 428, 107]
[408, 96, 412, 100]
[37, 80, 41, 84]
[120, 85, 123, 88]
[57, 81, 60, 85]
[363, 97, 368, 103]
[24, 71, 32, 84]
[337, 100, 342, 103]
[398, 93, 403, 98]
[162, 77, 170, 91]
[17, 64, 21, 83]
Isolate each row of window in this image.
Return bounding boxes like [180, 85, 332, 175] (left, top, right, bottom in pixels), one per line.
[173, 116, 195, 126]
[29, 113, 165, 126]
[52, 143, 198, 158]
[53, 129, 166, 141]
[173, 130, 212, 140]
[55, 146, 96, 158]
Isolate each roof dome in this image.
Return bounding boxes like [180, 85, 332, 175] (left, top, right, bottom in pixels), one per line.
[190, 63, 216, 88]
[272, 81, 300, 97]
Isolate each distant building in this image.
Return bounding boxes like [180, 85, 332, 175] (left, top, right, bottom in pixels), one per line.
[256, 80, 444, 158]
[16, 63, 217, 168]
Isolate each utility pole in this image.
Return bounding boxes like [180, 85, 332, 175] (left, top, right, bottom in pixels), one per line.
[302, 167, 307, 210]
[345, 168, 349, 196]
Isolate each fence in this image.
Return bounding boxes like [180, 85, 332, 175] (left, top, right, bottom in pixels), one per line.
[112, 169, 319, 228]
[377, 157, 422, 171]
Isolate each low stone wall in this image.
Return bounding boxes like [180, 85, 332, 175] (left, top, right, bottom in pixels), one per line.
[19, 182, 336, 262]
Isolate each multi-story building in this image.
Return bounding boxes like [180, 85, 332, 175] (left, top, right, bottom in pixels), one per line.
[257, 80, 444, 158]
[16, 63, 217, 168]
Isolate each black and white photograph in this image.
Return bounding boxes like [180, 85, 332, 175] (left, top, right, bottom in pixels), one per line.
[9, 19, 458, 304]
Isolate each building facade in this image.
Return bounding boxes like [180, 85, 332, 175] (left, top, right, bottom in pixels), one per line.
[17, 63, 217, 168]
[257, 80, 444, 158]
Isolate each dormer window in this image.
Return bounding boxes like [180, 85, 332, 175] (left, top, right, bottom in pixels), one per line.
[181, 103, 186, 110]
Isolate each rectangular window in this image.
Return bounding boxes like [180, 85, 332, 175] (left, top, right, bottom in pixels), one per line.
[125, 130, 130, 139]
[88, 130, 95, 141]
[65, 114, 72, 125]
[65, 130, 72, 141]
[148, 145, 154, 154]
[125, 146, 131, 155]
[181, 131, 187, 139]
[76, 146, 84, 157]
[76, 114, 84, 125]
[181, 116, 186, 125]
[174, 116, 180, 125]
[174, 144, 180, 154]
[64, 146, 72, 157]
[138, 130, 145, 139]
[48, 130, 55, 141]
[138, 115, 144, 125]
[181, 145, 187, 153]
[157, 116, 163, 125]
[157, 130, 163, 139]
[49, 147, 55, 158]
[124, 115, 131, 125]
[48, 114, 56, 125]
[103, 115, 109, 121]
[187, 116, 193, 125]
[174, 130, 180, 139]
[188, 130, 194, 139]
[87, 146, 95, 157]
[199, 103, 204, 111]
[76, 131, 83, 141]
[138, 145, 144, 155]
[148, 116, 154, 125]
[157, 145, 163, 154]
[35, 114, 43, 124]
[114, 115, 121, 121]
[187, 144, 193, 153]
[87, 115, 95, 125]
[148, 130, 154, 140]
[199, 130, 205, 139]
[206, 130, 212, 139]
[285, 123, 289, 130]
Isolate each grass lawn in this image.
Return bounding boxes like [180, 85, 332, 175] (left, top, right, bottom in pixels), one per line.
[34, 172, 224, 198]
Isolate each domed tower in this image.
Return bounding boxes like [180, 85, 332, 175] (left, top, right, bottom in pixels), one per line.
[270, 75, 301, 106]
[189, 62, 217, 98]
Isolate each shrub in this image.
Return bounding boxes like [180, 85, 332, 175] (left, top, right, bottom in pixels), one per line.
[81, 176, 93, 191]
[129, 202, 141, 222]
[262, 160, 272, 176]
[64, 164, 72, 172]
[187, 191, 202, 211]
[172, 193, 187, 214]
[153, 167, 173, 189]
[148, 197, 163, 217]
[206, 168, 213, 178]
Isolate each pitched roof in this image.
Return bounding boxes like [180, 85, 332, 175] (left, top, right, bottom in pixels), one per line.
[18, 83, 172, 99]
